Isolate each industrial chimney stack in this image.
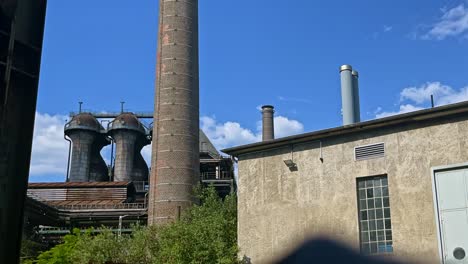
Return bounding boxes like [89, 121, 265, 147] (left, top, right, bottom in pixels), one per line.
[149, 0, 199, 224]
[340, 65, 361, 125]
[262, 105, 275, 141]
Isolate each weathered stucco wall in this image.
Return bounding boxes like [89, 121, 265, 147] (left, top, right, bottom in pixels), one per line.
[237, 115, 468, 263]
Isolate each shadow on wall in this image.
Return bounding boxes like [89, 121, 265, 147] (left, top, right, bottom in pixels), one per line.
[242, 238, 417, 264]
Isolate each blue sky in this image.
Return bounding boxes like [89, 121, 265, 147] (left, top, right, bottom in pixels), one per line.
[30, 0, 468, 182]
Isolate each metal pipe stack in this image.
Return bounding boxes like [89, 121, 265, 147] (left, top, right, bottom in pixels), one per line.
[340, 65, 361, 125]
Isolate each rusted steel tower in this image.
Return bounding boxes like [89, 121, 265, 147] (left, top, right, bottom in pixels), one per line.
[65, 113, 110, 182]
[149, 0, 199, 224]
[108, 113, 150, 182]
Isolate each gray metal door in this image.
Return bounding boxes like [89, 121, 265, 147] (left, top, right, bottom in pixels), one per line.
[435, 169, 468, 263]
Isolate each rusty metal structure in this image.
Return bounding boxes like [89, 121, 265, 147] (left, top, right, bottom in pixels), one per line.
[149, 0, 200, 224]
[65, 113, 110, 182]
[0, 0, 47, 262]
[108, 113, 150, 182]
[22, 111, 235, 245]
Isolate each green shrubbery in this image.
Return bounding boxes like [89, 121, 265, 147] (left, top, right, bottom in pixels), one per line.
[25, 186, 239, 264]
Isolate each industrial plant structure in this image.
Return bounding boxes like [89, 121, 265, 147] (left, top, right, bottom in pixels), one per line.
[223, 65, 468, 263]
[24, 110, 235, 243]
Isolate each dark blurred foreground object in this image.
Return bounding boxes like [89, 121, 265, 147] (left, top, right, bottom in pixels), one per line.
[275, 238, 408, 264]
[0, 0, 47, 263]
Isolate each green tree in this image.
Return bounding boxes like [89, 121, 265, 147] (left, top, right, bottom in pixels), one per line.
[31, 185, 238, 264]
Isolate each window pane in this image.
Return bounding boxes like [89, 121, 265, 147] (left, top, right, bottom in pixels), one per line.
[369, 231, 377, 242]
[375, 198, 382, 208]
[369, 220, 376, 230]
[385, 230, 392, 241]
[378, 242, 386, 253]
[360, 199, 367, 210]
[361, 211, 368, 220]
[377, 220, 384, 230]
[386, 245, 393, 253]
[366, 180, 374, 188]
[385, 219, 392, 229]
[382, 178, 388, 186]
[369, 210, 375, 220]
[361, 232, 369, 242]
[382, 186, 389, 196]
[384, 208, 391, 218]
[377, 231, 385, 240]
[361, 221, 369, 231]
[367, 199, 374, 209]
[383, 197, 390, 207]
[367, 189, 374, 198]
[376, 209, 383, 219]
[362, 243, 370, 255]
[374, 187, 382, 197]
[374, 178, 381, 187]
[359, 190, 366, 199]
[370, 242, 377, 253]
[358, 181, 366, 188]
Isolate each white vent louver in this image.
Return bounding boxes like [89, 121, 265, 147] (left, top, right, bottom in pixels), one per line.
[354, 143, 385, 161]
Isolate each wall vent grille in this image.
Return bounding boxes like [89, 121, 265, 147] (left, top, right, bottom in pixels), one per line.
[354, 143, 385, 161]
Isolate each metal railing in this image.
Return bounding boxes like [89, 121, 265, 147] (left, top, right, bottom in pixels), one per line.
[200, 171, 232, 180]
[38, 226, 133, 235]
[54, 203, 146, 210]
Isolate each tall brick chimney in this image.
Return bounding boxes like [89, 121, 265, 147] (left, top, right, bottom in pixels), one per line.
[148, 0, 200, 224]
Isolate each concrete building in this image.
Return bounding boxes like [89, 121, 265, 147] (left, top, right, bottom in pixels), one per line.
[0, 0, 47, 262]
[223, 66, 468, 263]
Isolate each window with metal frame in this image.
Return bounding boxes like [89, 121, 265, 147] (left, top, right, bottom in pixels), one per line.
[357, 175, 393, 255]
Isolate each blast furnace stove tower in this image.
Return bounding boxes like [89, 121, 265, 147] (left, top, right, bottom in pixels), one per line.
[149, 0, 200, 224]
[65, 113, 110, 182]
[108, 113, 150, 182]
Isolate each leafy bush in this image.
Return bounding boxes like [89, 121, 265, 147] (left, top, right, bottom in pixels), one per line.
[31, 186, 238, 264]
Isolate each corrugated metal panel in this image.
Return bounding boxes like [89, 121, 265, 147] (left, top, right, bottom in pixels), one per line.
[27, 187, 127, 201]
[28, 181, 130, 189]
[354, 143, 385, 161]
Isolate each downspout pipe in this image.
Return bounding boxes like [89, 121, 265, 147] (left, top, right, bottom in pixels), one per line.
[64, 134, 72, 182]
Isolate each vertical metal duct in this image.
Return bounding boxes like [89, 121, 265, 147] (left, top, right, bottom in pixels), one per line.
[261, 105, 275, 141]
[352, 70, 361, 122]
[149, 0, 199, 225]
[340, 65, 358, 125]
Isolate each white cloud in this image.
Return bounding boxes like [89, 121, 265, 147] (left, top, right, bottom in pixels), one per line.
[376, 104, 424, 118]
[423, 4, 468, 40]
[141, 144, 152, 166]
[400, 82, 454, 104]
[201, 115, 304, 150]
[400, 82, 468, 105]
[30, 112, 69, 181]
[201, 116, 260, 150]
[383, 25, 393, 32]
[376, 82, 468, 118]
